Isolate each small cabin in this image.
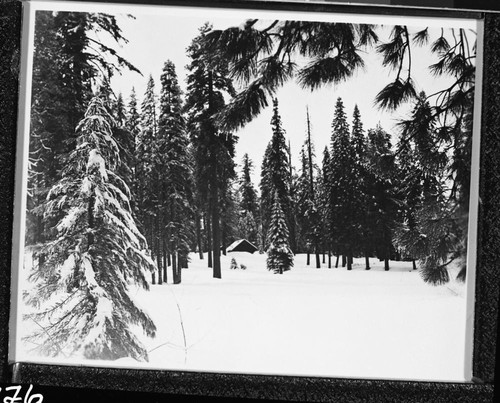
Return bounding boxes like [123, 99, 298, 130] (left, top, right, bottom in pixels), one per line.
[226, 239, 258, 254]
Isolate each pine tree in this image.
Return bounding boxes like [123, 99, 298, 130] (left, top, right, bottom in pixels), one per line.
[111, 92, 135, 204]
[260, 99, 293, 251]
[328, 98, 359, 270]
[350, 105, 371, 269]
[266, 191, 294, 274]
[159, 60, 193, 284]
[365, 124, 399, 271]
[136, 75, 160, 283]
[221, 181, 240, 253]
[125, 87, 141, 215]
[27, 11, 139, 263]
[393, 93, 455, 284]
[296, 108, 321, 267]
[238, 154, 259, 244]
[185, 23, 237, 279]
[25, 95, 156, 361]
[319, 146, 333, 267]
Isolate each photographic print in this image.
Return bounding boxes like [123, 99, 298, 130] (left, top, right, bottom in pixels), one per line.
[11, 0, 481, 382]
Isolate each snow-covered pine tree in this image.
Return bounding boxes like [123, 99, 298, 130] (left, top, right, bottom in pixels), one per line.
[110, 91, 135, 207]
[27, 11, 139, 266]
[137, 74, 160, 283]
[125, 87, 141, 216]
[266, 191, 294, 274]
[25, 95, 156, 361]
[159, 60, 193, 284]
[260, 99, 293, 251]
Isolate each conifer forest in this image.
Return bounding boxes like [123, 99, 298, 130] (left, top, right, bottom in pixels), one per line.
[18, 6, 478, 380]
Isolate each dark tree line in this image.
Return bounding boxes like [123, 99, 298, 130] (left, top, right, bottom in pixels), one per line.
[205, 20, 475, 283]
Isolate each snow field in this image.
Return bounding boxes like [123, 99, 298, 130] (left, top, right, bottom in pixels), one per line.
[132, 252, 467, 382]
[17, 250, 468, 381]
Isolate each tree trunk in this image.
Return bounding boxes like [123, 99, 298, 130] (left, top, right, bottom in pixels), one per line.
[212, 185, 222, 279]
[173, 252, 181, 284]
[342, 254, 346, 268]
[315, 249, 321, 269]
[384, 257, 390, 271]
[221, 226, 227, 256]
[365, 253, 371, 270]
[306, 252, 310, 266]
[347, 250, 353, 271]
[156, 217, 162, 285]
[207, 212, 213, 268]
[335, 254, 339, 269]
[412, 259, 417, 270]
[196, 213, 204, 260]
[163, 237, 168, 283]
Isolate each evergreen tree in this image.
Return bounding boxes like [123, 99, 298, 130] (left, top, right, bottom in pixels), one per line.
[296, 108, 321, 267]
[393, 93, 457, 284]
[319, 146, 333, 267]
[25, 95, 156, 361]
[221, 182, 240, 253]
[111, 91, 135, 204]
[260, 99, 294, 251]
[115, 93, 126, 127]
[328, 98, 360, 270]
[125, 87, 141, 211]
[365, 124, 399, 271]
[137, 74, 159, 283]
[237, 154, 259, 244]
[159, 60, 193, 284]
[185, 23, 237, 279]
[266, 191, 294, 274]
[350, 105, 371, 269]
[27, 11, 139, 262]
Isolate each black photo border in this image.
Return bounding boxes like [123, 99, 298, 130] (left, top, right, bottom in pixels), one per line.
[1, 0, 499, 401]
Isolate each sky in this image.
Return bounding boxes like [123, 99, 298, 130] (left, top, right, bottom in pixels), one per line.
[31, 1, 478, 185]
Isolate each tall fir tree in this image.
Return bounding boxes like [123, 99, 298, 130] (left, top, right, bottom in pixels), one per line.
[319, 146, 333, 267]
[237, 154, 259, 244]
[365, 124, 399, 271]
[260, 99, 294, 252]
[137, 74, 160, 283]
[159, 60, 193, 284]
[350, 105, 371, 269]
[266, 191, 294, 274]
[296, 108, 321, 267]
[27, 11, 139, 263]
[185, 23, 237, 279]
[25, 95, 156, 361]
[328, 98, 360, 270]
[125, 87, 141, 209]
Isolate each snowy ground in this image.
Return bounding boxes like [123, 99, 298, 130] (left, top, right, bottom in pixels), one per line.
[17, 252, 469, 382]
